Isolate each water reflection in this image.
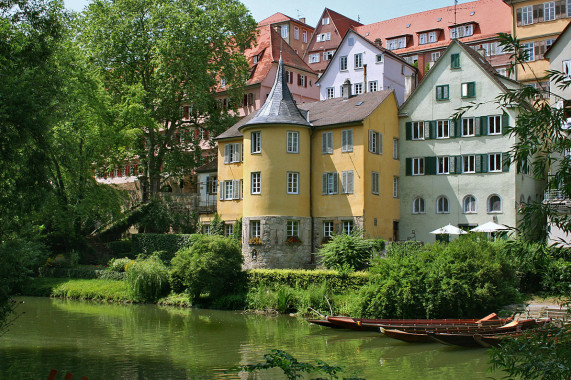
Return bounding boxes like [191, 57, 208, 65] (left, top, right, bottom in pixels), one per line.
[0, 298, 500, 379]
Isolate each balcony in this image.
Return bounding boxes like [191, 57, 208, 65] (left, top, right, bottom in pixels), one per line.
[544, 189, 571, 207]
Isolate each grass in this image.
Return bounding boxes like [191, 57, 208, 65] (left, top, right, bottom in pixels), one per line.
[22, 278, 132, 302]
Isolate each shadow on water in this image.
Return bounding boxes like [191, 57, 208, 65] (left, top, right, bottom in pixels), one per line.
[0, 297, 502, 379]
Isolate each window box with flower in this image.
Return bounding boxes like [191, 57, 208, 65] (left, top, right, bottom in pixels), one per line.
[248, 237, 263, 246]
[285, 236, 302, 245]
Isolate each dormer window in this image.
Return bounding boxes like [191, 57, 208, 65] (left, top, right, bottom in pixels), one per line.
[387, 36, 408, 50]
[220, 78, 226, 88]
[450, 23, 474, 39]
[253, 56, 258, 64]
[322, 17, 330, 25]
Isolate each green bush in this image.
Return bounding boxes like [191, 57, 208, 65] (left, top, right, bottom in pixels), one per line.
[107, 257, 132, 272]
[125, 255, 171, 302]
[318, 231, 373, 271]
[246, 269, 371, 293]
[170, 235, 243, 300]
[106, 240, 133, 257]
[132, 233, 199, 262]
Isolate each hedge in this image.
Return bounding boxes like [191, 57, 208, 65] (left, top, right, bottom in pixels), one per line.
[246, 269, 373, 293]
[38, 266, 125, 281]
[131, 233, 199, 261]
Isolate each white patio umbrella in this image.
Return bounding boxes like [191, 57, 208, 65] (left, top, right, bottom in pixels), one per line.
[470, 221, 510, 233]
[430, 224, 468, 235]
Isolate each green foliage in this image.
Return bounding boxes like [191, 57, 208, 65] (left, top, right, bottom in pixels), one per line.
[359, 236, 519, 318]
[106, 240, 133, 257]
[107, 258, 132, 272]
[21, 278, 130, 302]
[136, 199, 173, 233]
[125, 255, 171, 303]
[232, 350, 358, 380]
[170, 235, 243, 300]
[132, 233, 199, 262]
[318, 231, 374, 271]
[209, 213, 224, 235]
[232, 218, 242, 243]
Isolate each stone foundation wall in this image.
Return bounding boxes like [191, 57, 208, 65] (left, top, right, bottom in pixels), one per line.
[242, 216, 313, 269]
[312, 216, 364, 250]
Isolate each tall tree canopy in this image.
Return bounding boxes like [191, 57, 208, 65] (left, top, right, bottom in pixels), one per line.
[81, 0, 258, 200]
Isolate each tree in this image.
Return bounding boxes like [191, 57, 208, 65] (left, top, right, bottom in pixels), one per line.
[80, 0, 258, 201]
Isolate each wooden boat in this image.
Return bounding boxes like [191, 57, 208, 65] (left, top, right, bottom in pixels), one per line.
[380, 328, 434, 343]
[306, 319, 345, 329]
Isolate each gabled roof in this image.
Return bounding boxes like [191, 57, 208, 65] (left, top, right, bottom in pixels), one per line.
[257, 12, 314, 30]
[316, 29, 417, 85]
[325, 8, 363, 38]
[355, 0, 510, 54]
[241, 56, 311, 128]
[245, 26, 315, 87]
[216, 90, 394, 140]
[399, 39, 521, 110]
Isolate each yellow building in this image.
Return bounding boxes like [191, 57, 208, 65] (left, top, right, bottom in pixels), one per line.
[504, 0, 570, 87]
[215, 57, 400, 269]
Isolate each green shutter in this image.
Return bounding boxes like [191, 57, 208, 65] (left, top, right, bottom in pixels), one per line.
[405, 122, 412, 140]
[502, 112, 509, 133]
[481, 154, 488, 173]
[455, 156, 462, 174]
[429, 121, 436, 139]
[468, 82, 476, 97]
[406, 158, 412, 176]
[502, 152, 510, 172]
[480, 116, 488, 136]
[476, 155, 483, 173]
[454, 119, 462, 138]
[426, 156, 437, 175]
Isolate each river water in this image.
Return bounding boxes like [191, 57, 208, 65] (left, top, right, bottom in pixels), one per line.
[0, 297, 501, 379]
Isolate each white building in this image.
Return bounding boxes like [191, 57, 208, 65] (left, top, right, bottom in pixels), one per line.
[315, 29, 417, 105]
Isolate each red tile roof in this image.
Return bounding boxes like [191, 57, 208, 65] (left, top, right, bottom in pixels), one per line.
[245, 25, 315, 87]
[326, 8, 362, 37]
[355, 0, 511, 55]
[257, 12, 314, 30]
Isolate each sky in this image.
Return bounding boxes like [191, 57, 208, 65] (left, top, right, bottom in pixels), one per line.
[63, 0, 473, 26]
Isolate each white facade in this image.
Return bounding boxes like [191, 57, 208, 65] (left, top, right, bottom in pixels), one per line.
[316, 30, 416, 106]
[197, 171, 217, 211]
[398, 41, 544, 243]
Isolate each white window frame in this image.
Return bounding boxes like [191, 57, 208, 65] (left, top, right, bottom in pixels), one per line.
[322, 172, 338, 195]
[544, 1, 555, 21]
[372, 171, 379, 195]
[294, 26, 299, 40]
[340, 56, 348, 71]
[354, 82, 363, 95]
[412, 122, 425, 140]
[224, 143, 243, 164]
[287, 172, 299, 194]
[437, 120, 450, 139]
[250, 220, 260, 238]
[341, 170, 354, 194]
[428, 31, 437, 43]
[341, 129, 353, 152]
[419, 33, 427, 45]
[251, 172, 261, 194]
[309, 53, 320, 63]
[322, 17, 330, 25]
[521, 6, 533, 25]
[281, 25, 288, 38]
[462, 118, 475, 137]
[251, 131, 261, 153]
[302, 31, 307, 43]
[354, 53, 363, 69]
[287, 131, 299, 153]
[225, 224, 233, 237]
[323, 50, 334, 61]
[322, 131, 333, 154]
[463, 195, 476, 213]
[487, 194, 502, 213]
[369, 80, 378, 92]
[326, 87, 335, 99]
[413, 158, 425, 175]
[431, 52, 441, 62]
[342, 220, 354, 235]
[287, 220, 300, 237]
[437, 156, 450, 174]
[489, 153, 502, 172]
[523, 42, 534, 61]
[488, 115, 502, 135]
[323, 221, 334, 237]
[436, 195, 449, 214]
[368, 130, 383, 154]
[463, 155, 476, 173]
[412, 197, 425, 214]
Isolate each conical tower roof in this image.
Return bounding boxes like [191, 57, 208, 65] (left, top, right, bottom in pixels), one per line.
[240, 55, 311, 129]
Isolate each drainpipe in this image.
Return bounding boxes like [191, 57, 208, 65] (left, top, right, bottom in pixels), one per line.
[364, 64, 368, 93]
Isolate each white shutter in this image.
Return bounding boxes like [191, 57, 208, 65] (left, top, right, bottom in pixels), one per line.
[378, 133, 383, 154]
[219, 181, 224, 200]
[232, 180, 240, 199]
[224, 145, 230, 164]
[322, 173, 327, 194]
[424, 123, 430, 139]
[368, 130, 374, 152]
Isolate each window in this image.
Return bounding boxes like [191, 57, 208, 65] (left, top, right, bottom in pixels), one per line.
[303, 31, 307, 43]
[219, 179, 242, 200]
[488, 194, 502, 213]
[368, 130, 382, 154]
[203, 224, 211, 235]
[206, 175, 218, 194]
[437, 120, 450, 139]
[323, 221, 334, 237]
[341, 129, 353, 152]
[431, 52, 441, 61]
[413, 157, 425, 175]
[521, 5, 533, 25]
[322, 17, 330, 25]
[294, 27, 299, 40]
[450, 24, 473, 39]
[326, 87, 335, 99]
[316, 32, 331, 42]
[436, 196, 449, 213]
[287, 172, 299, 194]
[451, 53, 460, 68]
[323, 50, 334, 61]
[250, 220, 260, 238]
[412, 121, 425, 140]
[342, 221, 354, 234]
[354, 53, 363, 69]
[393, 138, 398, 159]
[463, 195, 476, 213]
[281, 25, 288, 38]
[342, 171, 354, 194]
[298, 74, 306, 87]
[436, 85, 449, 100]
[523, 42, 534, 61]
[369, 81, 378, 92]
[489, 153, 502, 172]
[285, 70, 293, 83]
[354, 83, 363, 95]
[437, 156, 449, 174]
[287, 220, 299, 237]
[251, 131, 261, 153]
[322, 172, 338, 195]
[322, 131, 333, 154]
[376, 54, 383, 62]
[224, 143, 242, 163]
[372, 171, 379, 195]
[463, 155, 475, 173]
[462, 118, 475, 136]
[251, 172, 261, 194]
[393, 177, 398, 198]
[489, 115, 502, 135]
[461, 82, 476, 98]
[340, 56, 348, 71]
[225, 224, 233, 237]
[428, 31, 437, 42]
[544, 2, 555, 21]
[419, 33, 427, 44]
[397, 37, 406, 48]
[287, 131, 299, 153]
[220, 78, 226, 88]
[412, 197, 425, 214]
[309, 54, 320, 63]
[568, 0, 571, 17]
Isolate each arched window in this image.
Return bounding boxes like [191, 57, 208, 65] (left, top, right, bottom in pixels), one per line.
[488, 194, 502, 213]
[527, 196, 532, 204]
[412, 197, 425, 214]
[463, 195, 476, 213]
[436, 195, 449, 213]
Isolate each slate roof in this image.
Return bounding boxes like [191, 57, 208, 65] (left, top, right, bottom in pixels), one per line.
[355, 0, 510, 55]
[216, 90, 394, 140]
[241, 56, 311, 128]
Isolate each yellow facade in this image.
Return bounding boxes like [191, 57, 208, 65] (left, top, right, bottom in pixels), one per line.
[216, 138, 244, 222]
